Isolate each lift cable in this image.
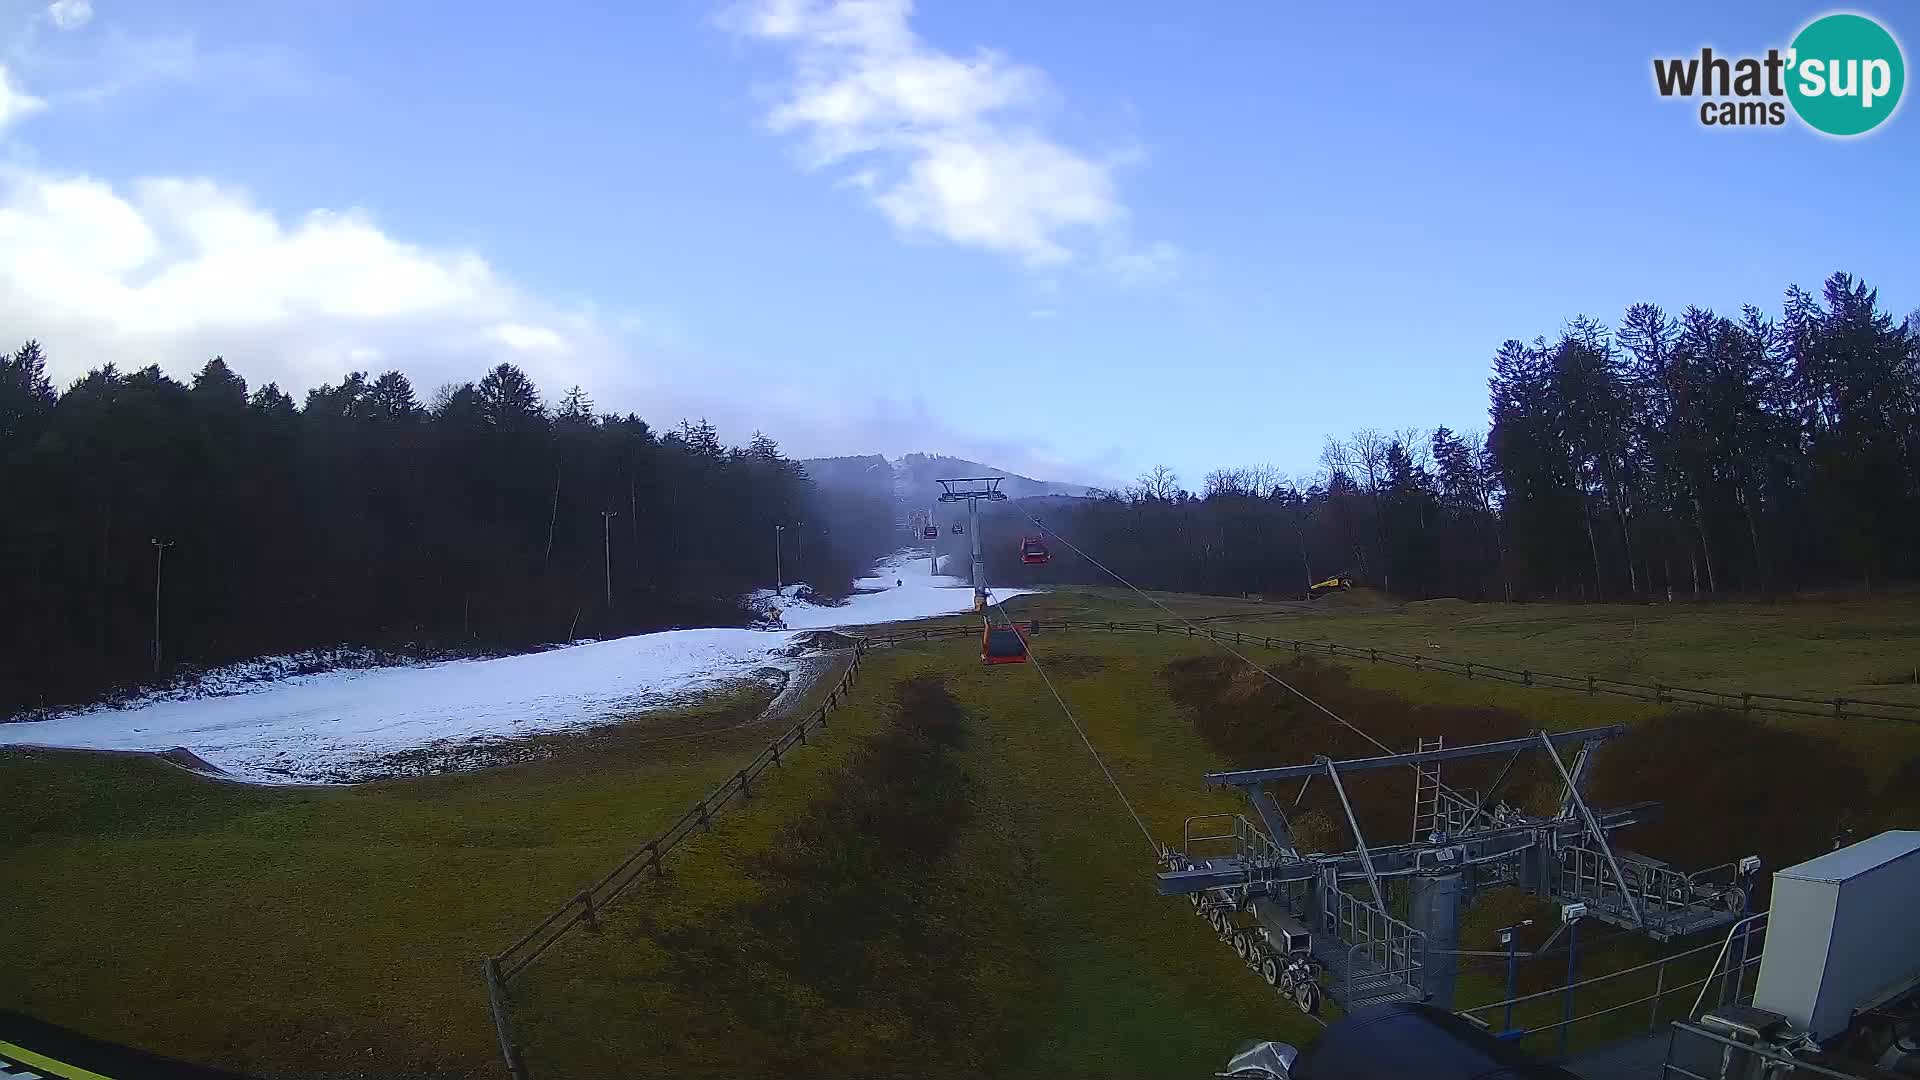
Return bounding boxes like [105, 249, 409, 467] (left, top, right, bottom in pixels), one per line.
[1018, 508, 1484, 809]
[986, 592, 1160, 855]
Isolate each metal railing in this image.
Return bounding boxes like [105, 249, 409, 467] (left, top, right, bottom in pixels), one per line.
[1561, 846, 1747, 928]
[1662, 1020, 1872, 1080]
[1180, 813, 1281, 864]
[1459, 914, 1769, 1052]
[1325, 886, 1425, 1002]
[854, 619, 1920, 727]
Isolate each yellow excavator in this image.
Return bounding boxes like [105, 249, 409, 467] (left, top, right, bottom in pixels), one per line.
[1308, 574, 1352, 598]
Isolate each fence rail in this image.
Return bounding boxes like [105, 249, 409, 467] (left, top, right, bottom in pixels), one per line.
[482, 642, 868, 1078]
[857, 618, 1920, 726]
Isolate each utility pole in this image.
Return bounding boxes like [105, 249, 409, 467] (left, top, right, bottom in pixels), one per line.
[601, 510, 618, 606]
[150, 538, 174, 674]
[774, 524, 785, 592]
[929, 502, 937, 577]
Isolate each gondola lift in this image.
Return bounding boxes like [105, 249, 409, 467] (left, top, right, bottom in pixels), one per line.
[1019, 534, 1051, 565]
[951, 522, 964, 534]
[981, 621, 1029, 665]
[922, 524, 939, 540]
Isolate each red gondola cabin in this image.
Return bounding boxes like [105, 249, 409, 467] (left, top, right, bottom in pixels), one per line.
[922, 525, 939, 540]
[982, 622, 1028, 665]
[1019, 535, 1051, 565]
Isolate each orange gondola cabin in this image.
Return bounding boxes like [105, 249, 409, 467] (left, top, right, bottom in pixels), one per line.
[981, 622, 1029, 665]
[1019, 535, 1051, 565]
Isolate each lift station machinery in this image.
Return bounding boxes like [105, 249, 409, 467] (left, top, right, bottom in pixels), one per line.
[1158, 727, 1760, 1014]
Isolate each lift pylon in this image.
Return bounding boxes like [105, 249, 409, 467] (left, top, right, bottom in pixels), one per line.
[936, 477, 1007, 610]
[1159, 726, 1759, 1015]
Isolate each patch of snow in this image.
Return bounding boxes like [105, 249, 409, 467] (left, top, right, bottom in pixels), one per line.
[0, 629, 803, 784]
[747, 548, 1035, 629]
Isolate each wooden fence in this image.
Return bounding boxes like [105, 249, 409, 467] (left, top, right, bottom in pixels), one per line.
[857, 619, 1920, 725]
[482, 641, 868, 1078]
[482, 614, 1918, 1075]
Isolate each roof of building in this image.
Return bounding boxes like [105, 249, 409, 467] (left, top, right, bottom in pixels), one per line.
[1778, 830, 1920, 884]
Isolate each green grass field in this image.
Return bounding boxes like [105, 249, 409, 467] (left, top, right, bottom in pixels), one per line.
[4, 596, 1920, 1077]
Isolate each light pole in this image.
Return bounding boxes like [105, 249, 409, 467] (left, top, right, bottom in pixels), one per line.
[1497, 919, 1533, 1033]
[774, 524, 785, 592]
[150, 538, 174, 673]
[601, 511, 618, 606]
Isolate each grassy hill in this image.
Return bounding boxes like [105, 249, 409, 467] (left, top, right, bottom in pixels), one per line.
[4, 595, 1919, 1077]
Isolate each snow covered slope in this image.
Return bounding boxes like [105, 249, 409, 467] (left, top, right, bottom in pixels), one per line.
[748, 548, 1032, 629]
[0, 629, 801, 784]
[0, 551, 1041, 785]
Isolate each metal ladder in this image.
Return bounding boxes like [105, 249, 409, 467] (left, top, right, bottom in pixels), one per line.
[1411, 736, 1444, 842]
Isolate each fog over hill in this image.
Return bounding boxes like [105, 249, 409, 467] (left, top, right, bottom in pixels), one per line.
[800, 452, 1096, 503]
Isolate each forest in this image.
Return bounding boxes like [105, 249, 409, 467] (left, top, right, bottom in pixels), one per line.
[984, 273, 1919, 603]
[5, 271, 1914, 715]
[0, 355, 895, 716]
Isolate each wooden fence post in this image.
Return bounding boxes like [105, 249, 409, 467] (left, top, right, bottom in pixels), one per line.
[1523, 670, 1533, 687]
[1588, 675, 1596, 695]
[737, 768, 752, 798]
[484, 957, 533, 1080]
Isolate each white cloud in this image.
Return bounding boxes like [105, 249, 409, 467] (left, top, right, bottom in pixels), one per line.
[45, 0, 94, 31]
[723, 0, 1170, 276]
[0, 165, 574, 391]
[0, 64, 46, 130]
[488, 322, 567, 352]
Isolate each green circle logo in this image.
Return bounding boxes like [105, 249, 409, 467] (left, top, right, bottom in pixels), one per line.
[1787, 13, 1905, 136]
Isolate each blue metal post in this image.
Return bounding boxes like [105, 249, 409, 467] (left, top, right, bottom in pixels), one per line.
[1560, 919, 1579, 1059]
[1504, 931, 1519, 1032]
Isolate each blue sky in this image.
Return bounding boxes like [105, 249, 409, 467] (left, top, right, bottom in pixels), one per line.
[2, 1, 1914, 487]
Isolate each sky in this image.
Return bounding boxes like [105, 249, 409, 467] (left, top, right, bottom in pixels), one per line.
[2, 1, 1915, 488]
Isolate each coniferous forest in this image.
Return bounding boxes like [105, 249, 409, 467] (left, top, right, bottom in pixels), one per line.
[0, 356, 894, 716]
[4, 272, 1916, 715]
[984, 274, 1919, 605]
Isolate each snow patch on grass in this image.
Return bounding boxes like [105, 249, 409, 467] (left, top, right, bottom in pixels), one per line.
[748, 548, 1035, 629]
[0, 630, 806, 784]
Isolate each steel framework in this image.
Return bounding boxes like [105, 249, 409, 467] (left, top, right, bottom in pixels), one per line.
[1158, 726, 1759, 1015]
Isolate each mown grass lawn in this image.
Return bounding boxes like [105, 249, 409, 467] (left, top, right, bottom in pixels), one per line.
[0, 680, 807, 1079]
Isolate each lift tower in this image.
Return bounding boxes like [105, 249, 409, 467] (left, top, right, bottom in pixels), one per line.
[937, 477, 1007, 611]
[1159, 727, 1759, 1014]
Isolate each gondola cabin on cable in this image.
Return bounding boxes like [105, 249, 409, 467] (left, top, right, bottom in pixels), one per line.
[981, 622, 1029, 665]
[1019, 535, 1051, 565]
[951, 522, 964, 534]
[922, 524, 939, 540]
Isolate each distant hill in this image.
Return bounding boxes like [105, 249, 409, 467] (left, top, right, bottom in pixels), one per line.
[799, 453, 1094, 502]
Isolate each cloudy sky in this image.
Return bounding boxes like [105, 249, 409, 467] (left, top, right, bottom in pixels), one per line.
[2, 1, 1915, 486]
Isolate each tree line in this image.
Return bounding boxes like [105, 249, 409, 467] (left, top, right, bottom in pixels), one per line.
[983, 273, 1918, 603]
[0, 352, 895, 716]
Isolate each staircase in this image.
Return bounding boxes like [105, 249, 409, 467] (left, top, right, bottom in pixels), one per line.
[1318, 880, 1427, 1008]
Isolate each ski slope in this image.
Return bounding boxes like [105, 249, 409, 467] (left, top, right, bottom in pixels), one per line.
[0, 630, 801, 784]
[748, 548, 1032, 629]
[0, 551, 1041, 784]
